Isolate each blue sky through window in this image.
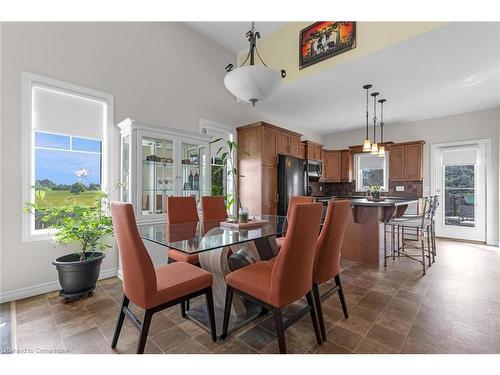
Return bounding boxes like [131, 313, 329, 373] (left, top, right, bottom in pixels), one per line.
[35, 132, 101, 186]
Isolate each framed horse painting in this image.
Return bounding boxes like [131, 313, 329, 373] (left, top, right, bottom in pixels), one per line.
[299, 21, 356, 69]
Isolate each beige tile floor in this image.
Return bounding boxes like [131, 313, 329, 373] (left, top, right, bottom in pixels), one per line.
[4, 238, 500, 354]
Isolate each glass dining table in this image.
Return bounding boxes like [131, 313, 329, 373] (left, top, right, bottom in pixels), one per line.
[138, 215, 288, 336]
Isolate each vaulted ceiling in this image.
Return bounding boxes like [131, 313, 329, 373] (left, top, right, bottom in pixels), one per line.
[185, 22, 500, 134]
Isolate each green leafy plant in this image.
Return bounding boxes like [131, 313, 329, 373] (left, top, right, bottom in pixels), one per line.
[368, 185, 382, 193]
[210, 138, 249, 212]
[24, 191, 113, 260]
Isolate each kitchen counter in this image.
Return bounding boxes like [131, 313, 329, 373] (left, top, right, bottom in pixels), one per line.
[336, 197, 421, 267]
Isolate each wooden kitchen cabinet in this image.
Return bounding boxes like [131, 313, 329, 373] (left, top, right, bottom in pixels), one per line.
[289, 136, 301, 157]
[340, 149, 352, 182]
[322, 150, 341, 182]
[389, 141, 424, 181]
[276, 130, 301, 158]
[261, 126, 277, 166]
[277, 131, 290, 156]
[300, 143, 306, 159]
[302, 140, 324, 161]
[237, 121, 302, 215]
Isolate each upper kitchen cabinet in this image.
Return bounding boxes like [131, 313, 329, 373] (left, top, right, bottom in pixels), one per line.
[302, 140, 323, 161]
[237, 121, 302, 215]
[276, 128, 302, 158]
[389, 140, 425, 181]
[321, 148, 352, 182]
[322, 150, 341, 182]
[340, 149, 353, 182]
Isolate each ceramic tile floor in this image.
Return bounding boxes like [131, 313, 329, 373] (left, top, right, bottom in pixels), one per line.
[4, 238, 500, 354]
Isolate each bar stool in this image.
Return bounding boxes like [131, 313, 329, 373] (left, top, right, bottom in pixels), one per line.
[384, 196, 439, 274]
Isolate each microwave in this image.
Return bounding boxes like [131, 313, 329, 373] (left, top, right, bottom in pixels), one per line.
[307, 160, 322, 178]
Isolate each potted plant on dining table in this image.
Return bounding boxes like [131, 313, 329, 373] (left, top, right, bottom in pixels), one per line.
[24, 191, 113, 300]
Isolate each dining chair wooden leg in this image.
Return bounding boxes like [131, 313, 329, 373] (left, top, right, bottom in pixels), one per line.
[137, 309, 153, 354]
[334, 274, 349, 319]
[272, 307, 287, 354]
[111, 295, 129, 349]
[306, 290, 323, 346]
[180, 301, 187, 318]
[205, 287, 217, 342]
[312, 284, 327, 341]
[220, 286, 234, 340]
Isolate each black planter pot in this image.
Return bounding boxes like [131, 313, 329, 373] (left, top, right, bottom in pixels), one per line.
[53, 252, 105, 300]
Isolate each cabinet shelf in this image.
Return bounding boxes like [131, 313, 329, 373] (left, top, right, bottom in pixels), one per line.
[143, 160, 174, 166]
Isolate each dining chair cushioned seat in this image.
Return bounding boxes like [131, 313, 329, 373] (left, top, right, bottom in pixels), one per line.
[226, 259, 275, 305]
[153, 262, 212, 309]
[168, 249, 200, 264]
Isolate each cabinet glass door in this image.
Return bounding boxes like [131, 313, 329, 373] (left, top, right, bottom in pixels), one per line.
[180, 141, 205, 206]
[141, 136, 175, 216]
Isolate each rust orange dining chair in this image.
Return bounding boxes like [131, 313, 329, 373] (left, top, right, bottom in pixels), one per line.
[110, 202, 216, 354]
[201, 196, 228, 222]
[312, 200, 350, 340]
[221, 202, 324, 354]
[276, 196, 314, 250]
[166, 196, 200, 264]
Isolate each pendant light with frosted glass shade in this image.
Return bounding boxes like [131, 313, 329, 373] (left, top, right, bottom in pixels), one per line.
[224, 22, 286, 106]
[378, 99, 387, 157]
[362, 84, 372, 152]
[370, 91, 380, 154]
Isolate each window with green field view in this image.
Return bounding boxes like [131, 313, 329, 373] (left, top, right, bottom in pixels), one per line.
[34, 131, 102, 229]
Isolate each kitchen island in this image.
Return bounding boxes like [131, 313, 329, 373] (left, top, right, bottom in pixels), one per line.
[331, 197, 420, 266]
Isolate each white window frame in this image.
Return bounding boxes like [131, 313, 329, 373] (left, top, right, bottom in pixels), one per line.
[354, 152, 390, 192]
[22, 72, 114, 241]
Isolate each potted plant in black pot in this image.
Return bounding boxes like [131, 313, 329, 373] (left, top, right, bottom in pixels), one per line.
[24, 192, 113, 300]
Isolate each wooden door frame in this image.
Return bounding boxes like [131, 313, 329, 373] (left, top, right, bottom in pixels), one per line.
[431, 139, 494, 245]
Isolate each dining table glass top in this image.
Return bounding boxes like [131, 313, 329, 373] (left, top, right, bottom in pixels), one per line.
[138, 215, 288, 254]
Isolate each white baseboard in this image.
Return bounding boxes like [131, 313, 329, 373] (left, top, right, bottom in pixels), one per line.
[0, 268, 117, 304]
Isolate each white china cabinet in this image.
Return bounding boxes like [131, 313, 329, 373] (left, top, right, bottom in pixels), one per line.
[117, 118, 211, 223]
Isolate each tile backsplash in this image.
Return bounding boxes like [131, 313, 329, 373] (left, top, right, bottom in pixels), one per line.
[311, 180, 423, 198]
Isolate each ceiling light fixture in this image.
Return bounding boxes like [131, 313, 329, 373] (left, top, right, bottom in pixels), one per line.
[370, 91, 380, 154]
[378, 99, 387, 157]
[224, 22, 286, 107]
[362, 84, 373, 152]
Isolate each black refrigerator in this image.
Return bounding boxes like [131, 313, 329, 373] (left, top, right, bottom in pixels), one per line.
[277, 155, 307, 216]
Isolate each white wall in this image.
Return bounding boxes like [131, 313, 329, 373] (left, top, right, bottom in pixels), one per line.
[323, 108, 500, 245]
[0, 22, 322, 302]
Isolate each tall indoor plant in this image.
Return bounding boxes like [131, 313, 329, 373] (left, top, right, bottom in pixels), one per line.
[24, 191, 113, 299]
[211, 138, 249, 218]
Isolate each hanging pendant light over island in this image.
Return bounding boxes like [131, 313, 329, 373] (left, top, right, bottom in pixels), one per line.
[370, 91, 380, 154]
[362, 84, 373, 152]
